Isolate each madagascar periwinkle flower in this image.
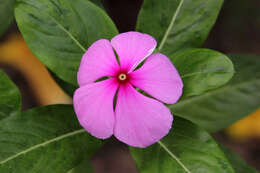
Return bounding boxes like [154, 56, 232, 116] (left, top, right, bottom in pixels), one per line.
[73, 32, 183, 148]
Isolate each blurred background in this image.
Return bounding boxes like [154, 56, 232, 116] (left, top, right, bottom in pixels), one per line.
[0, 0, 259, 172]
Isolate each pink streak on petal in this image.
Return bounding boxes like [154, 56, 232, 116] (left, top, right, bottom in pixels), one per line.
[77, 39, 120, 86]
[130, 53, 183, 104]
[114, 84, 173, 148]
[111, 31, 157, 72]
[73, 79, 118, 139]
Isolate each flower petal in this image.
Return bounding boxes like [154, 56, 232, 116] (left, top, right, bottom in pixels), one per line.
[77, 39, 119, 86]
[130, 53, 183, 104]
[114, 84, 173, 148]
[73, 79, 118, 139]
[111, 31, 156, 72]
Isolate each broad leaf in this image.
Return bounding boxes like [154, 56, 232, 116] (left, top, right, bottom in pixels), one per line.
[136, 0, 223, 55]
[0, 0, 15, 36]
[220, 145, 258, 173]
[130, 117, 234, 173]
[170, 54, 260, 132]
[15, 0, 118, 85]
[171, 49, 234, 97]
[0, 70, 21, 120]
[0, 105, 102, 173]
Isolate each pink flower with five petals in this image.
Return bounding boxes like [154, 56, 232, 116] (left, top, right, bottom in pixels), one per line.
[73, 31, 183, 148]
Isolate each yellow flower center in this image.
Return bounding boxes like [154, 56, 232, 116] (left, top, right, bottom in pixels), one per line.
[118, 73, 127, 81]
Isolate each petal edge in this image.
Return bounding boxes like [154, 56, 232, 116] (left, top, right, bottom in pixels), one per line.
[77, 39, 119, 86]
[114, 84, 173, 147]
[130, 53, 183, 104]
[73, 79, 118, 139]
[111, 31, 156, 72]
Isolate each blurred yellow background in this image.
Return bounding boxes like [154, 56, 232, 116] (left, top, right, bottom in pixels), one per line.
[0, 33, 72, 105]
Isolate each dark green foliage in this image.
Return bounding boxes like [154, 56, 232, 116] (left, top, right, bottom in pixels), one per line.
[130, 117, 234, 173]
[0, 70, 21, 120]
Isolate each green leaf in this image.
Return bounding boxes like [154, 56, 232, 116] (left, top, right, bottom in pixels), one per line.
[15, 0, 118, 86]
[220, 145, 259, 173]
[170, 54, 260, 132]
[67, 158, 93, 173]
[0, 0, 15, 36]
[171, 49, 234, 97]
[0, 105, 102, 173]
[0, 70, 21, 120]
[136, 0, 223, 55]
[130, 117, 234, 173]
[89, 0, 104, 9]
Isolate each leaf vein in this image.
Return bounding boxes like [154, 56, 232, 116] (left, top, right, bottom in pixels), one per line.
[157, 140, 191, 173]
[0, 129, 85, 164]
[158, 0, 184, 51]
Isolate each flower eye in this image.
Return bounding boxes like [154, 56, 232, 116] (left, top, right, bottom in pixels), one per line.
[118, 73, 127, 81]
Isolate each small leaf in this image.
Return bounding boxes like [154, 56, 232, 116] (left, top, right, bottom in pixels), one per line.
[0, 70, 21, 120]
[171, 54, 260, 132]
[130, 117, 234, 173]
[171, 48, 234, 97]
[0, 105, 102, 173]
[220, 145, 258, 173]
[15, 0, 118, 85]
[0, 0, 15, 36]
[136, 0, 223, 54]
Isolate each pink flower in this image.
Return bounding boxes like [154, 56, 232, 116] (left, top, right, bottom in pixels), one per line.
[73, 32, 183, 148]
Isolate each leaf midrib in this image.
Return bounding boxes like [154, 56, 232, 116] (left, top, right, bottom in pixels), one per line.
[20, 1, 87, 52]
[157, 140, 192, 173]
[0, 129, 85, 164]
[51, 17, 87, 52]
[158, 0, 184, 51]
[181, 70, 232, 78]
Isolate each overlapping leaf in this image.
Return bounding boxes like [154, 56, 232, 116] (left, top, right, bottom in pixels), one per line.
[0, 105, 101, 173]
[0, 64, 98, 173]
[0, 0, 15, 36]
[130, 117, 234, 173]
[171, 54, 260, 132]
[15, 0, 118, 85]
[171, 48, 234, 97]
[137, 0, 223, 54]
[0, 70, 21, 120]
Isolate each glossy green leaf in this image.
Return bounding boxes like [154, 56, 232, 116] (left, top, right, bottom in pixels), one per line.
[171, 49, 234, 97]
[0, 70, 21, 120]
[170, 54, 260, 132]
[0, 105, 102, 173]
[137, 0, 223, 55]
[0, 0, 15, 36]
[220, 145, 258, 173]
[130, 117, 234, 173]
[15, 0, 118, 85]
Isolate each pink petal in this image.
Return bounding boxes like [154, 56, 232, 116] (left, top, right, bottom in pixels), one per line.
[77, 39, 119, 86]
[111, 31, 156, 72]
[73, 79, 118, 139]
[114, 84, 173, 148]
[130, 53, 183, 104]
